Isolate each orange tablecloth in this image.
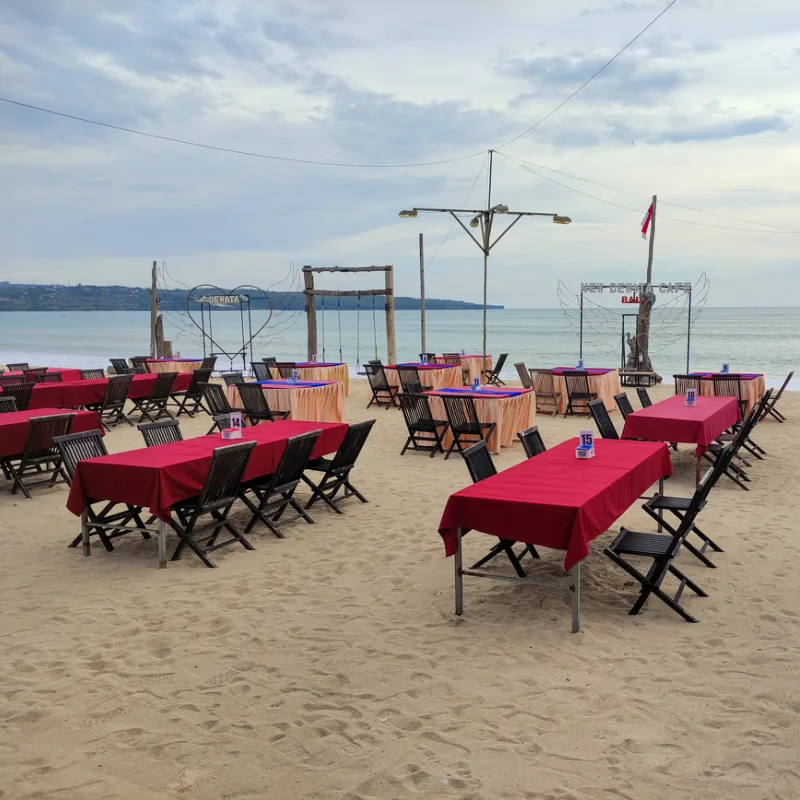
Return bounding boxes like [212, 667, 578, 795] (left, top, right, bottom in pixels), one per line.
[553, 369, 621, 415]
[426, 389, 535, 455]
[385, 365, 461, 391]
[147, 359, 203, 374]
[460, 355, 492, 385]
[227, 382, 345, 424]
[289, 363, 350, 396]
[695, 375, 765, 415]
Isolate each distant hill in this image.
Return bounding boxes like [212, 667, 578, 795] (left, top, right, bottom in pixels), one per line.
[0, 283, 503, 312]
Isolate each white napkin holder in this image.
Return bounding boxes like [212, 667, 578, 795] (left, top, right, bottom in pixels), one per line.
[222, 427, 242, 440]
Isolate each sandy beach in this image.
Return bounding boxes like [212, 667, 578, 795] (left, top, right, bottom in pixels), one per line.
[1, 380, 798, 800]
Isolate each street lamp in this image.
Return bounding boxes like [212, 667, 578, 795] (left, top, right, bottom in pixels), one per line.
[399, 204, 571, 357]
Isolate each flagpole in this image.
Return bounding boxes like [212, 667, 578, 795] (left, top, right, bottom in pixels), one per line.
[646, 195, 657, 286]
[635, 195, 657, 374]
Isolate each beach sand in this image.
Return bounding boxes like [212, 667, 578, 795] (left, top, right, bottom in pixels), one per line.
[1, 382, 798, 800]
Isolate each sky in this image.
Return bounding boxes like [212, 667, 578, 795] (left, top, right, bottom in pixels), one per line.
[1, 0, 799, 308]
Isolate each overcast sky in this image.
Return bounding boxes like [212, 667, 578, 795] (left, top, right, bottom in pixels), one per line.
[1, 0, 798, 307]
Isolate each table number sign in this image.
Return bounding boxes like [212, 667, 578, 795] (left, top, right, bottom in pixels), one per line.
[720, 363, 729, 374]
[291, 369, 299, 383]
[576, 429, 595, 459]
[222, 411, 243, 439]
[460, 348, 466, 357]
[685, 388, 697, 407]
[577, 358, 584, 369]
[421, 353, 428, 365]
[311, 354, 318, 363]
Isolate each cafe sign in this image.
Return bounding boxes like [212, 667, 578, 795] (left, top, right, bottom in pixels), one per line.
[580, 282, 692, 305]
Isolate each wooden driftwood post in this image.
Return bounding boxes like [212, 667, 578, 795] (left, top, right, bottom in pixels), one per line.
[302, 265, 396, 365]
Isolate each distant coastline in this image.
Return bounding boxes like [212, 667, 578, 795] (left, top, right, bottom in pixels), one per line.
[0, 283, 503, 312]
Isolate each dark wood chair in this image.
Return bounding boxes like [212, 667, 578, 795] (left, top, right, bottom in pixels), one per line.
[109, 358, 133, 375]
[404, 381, 423, 395]
[239, 431, 321, 537]
[673, 375, 701, 395]
[462, 440, 539, 576]
[514, 362, 532, 389]
[517, 425, 546, 458]
[54, 429, 149, 551]
[712, 375, 746, 417]
[563, 371, 597, 417]
[364, 363, 399, 409]
[6, 362, 29, 371]
[302, 420, 375, 512]
[441, 395, 495, 460]
[760, 371, 793, 423]
[399, 393, 448, 457]
[221, 371, 246, 388]
[588, 399, 619, 439]
[80, 369, 106, 381]
[138, 419, 183, 447]
[200, 356, 217, 371]
[166, 440, 257, 568]
[614, 392, 635, 420]
[482, 353, 507, 386]
[276, 362, 296, 379]
[23, 368, 48, 383]
[0, 375, 26, 387]
[130, 372, 177, 424]
[38, 372, 61, 384]
[0, 397, 17, 414]
[252, 362, 270, 382]
[397, 366, 431, 393]
[237, 383, 289, 424]
[86, 374, 134, 429]
[199, 383, 244, 434]
[636, 387, 653, 408]
[262, 357, 278, 379]
[130, 357, 150, 373]
[2, 382, 34, 411]
[171, 368, 212, 417]
[4, 413, 75, 498]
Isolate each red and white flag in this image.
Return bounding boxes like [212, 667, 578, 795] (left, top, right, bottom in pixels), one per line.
[641, 202, 653, 240]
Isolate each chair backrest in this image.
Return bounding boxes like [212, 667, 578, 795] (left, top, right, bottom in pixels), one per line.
[39, 372, 63, 384]
[185, 368, 213, 397]
[138, 419, 183, 447]
[493, 353, 508, 373]
[329, 419, 376, 472]
[110, 358, 132, 375]
[271, 430, 322, 490]
[397, 366, 421, 392]
[262, 357, 278, 366]
[399, 392, 436, 431]
[276, 362, 296, 379]
[514, 363, 532, 388]
[3, 382, 33, 411]
[104, 374, 133, 407]
[463, 439, 497, 483]
[673, 375, 701, 395]
[200, 382, 232, 415]
[442, 395, 481, 433]
[364, 363, 390, 391]
[0, 397, 18, 413]
[614, 392, 635, 420]
[53, 428, 107, 483]
[237, 383, 272, 416]
[197, 440, 257, 510]
[6, 362, 29, 371]
[80, 369, 106, 381]
[0, 374, 24, 387]
[404, 381, 423, 395]
[737, 389, 772, 447]
[636, 387, 653, 408]
[211, 412, 234, 431]
[517, 426, 546, 458]
[200, 356, 217, 371]
[367, 359, 382, 366]
[441, 353, 462, 366]
[130, 357, 150, 372]
[771, 370, 793, 403]
[222, 371, 246, 387]
[23, 413, 76, 460]
[23, 368, 48, 382]
[564, 371, 591, 399]
[588, 399, 619, 439]
[150, 372, 178, 399]
[252, 362, 270, 382]
[712, 375, 743, 407]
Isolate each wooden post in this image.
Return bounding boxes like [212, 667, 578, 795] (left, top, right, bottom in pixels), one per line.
[385, 266, 396, 365]
[303, 267, 317, 361]
[635, 195, 657, 373]
[155, 314, 165, 359]
[419, 234, 426, 354]
[150, 260, 158, 358]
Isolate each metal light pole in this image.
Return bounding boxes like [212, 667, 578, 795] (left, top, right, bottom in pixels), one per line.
[400, 205, 571, 357]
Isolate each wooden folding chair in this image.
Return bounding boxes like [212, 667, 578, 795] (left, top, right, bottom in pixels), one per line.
[760, 371, 792, 423]
[302, 419, 375, 512]
[0, 397, 17, 414]
[482, 353, 507, 386]
[221, 371, 246, 387]
[251, 362, 270, 381]
[588, 399, 619, 439]
[532, 369, 561, 417]
[237, 383, 290, 424]
[109, 358, 133, 375]
[138, 419, 183, 447]
[86, 374, 133, 430]
[2, 382, 33, 411]
[130, 372, 177, 424]
[514, 362, 532, 388]
[636, 387, 653, 408]
[398, 366, 431, 392]
[563, 371, 597, 417]
[80, 369, 106, 381]
[170, 368, 212, 417]
[364, 364, 399, 409]
[167, 440, 257, 567]
[614, 393, 635, 420]
[517, 425, 546, 458]
[398, 394, 448, 457]
[441, 395, 495, 460]
[199, 383, 244, 434]
[712, 375, 746, 418]
[673, 375, 701, 395]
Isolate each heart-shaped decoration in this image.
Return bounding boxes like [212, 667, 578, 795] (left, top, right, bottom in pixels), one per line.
[185, 284, 275, 359]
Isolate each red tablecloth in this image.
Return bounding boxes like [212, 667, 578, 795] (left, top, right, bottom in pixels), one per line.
[5, 372, 193, 409]
[621, 395, 740, 455]
[438, 438, 672, 572]
[5, 367, 83, 382]
[66, 420, 347, 521]
[0, 408, 101, 459]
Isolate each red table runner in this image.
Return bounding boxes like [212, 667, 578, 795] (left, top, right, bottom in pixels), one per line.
[5, 367, 83, 382]
[66, 420, 347, 520]
[621, 395, 739, 454]
[3, 372, 193, 410]
[0, 408, 101, 459]
[438, 438, 672, 572]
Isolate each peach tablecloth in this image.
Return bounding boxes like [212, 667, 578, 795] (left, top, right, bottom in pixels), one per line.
[288, 363, 350, 396]
[385, 365, 461, 391]
[553, 368, 622, 415]
[460, 355, 492, 385]
[426, 389, 535, 455]
[227, 382, 345, 423]
[147, 359, 203, 374]
[695, 374, 765, 415]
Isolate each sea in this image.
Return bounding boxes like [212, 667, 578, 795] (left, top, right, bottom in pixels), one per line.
[0, 308, 797, 389]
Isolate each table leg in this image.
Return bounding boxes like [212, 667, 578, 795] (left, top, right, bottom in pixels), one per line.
[454, 528, 464, 615]
[81, 510, 90, 556]
[570, 563, 581, 633]
[695, 455, 701, 486]
[158, 520, 167, 569]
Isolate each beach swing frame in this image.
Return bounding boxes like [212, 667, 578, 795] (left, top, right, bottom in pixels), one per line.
[302, 265, 396, 367]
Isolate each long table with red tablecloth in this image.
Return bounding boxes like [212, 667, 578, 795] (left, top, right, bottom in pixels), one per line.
[0, 408, 102, 459]
[4, 367, 84, 382]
